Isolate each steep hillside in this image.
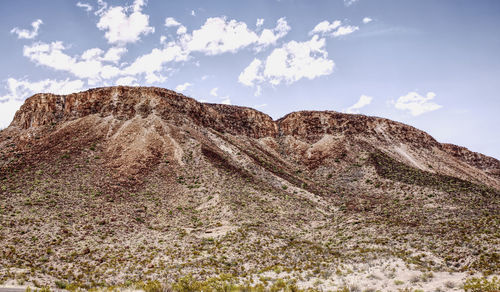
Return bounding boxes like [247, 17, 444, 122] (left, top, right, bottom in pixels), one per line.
[0, 86, 498, 291]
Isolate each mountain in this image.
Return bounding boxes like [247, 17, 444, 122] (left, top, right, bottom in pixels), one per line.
[0, 86, 498, 291]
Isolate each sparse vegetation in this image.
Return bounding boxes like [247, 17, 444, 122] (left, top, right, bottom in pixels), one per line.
[463, 276, 500, 292]
[0, 87, 498, 290]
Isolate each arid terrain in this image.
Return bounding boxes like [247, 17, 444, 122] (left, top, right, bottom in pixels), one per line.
[0, 86, 498, 291]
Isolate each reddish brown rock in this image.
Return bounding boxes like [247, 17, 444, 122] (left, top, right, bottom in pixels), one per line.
[3, 85, 499, 189]
[10, 86, 277, 138]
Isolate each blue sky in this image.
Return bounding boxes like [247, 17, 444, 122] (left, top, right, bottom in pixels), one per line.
[1, 0, 499, 159]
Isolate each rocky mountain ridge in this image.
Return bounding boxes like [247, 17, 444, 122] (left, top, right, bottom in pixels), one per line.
[0, 86, 498, 291]
[7, 86, 499, 188]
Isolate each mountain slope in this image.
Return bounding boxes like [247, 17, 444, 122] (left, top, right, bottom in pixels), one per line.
[0, 86, 498, 291]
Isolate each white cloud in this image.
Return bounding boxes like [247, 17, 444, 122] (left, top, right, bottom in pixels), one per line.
[124, 42, 188, 82]
[344, 0, 359, 6]
[25, 39, 177, 84]
[394, 91, 442, 116]
[262, 36, 334, 85]
[362, 17, 373, 24]
[310, 20, 341, 35]
[102, 47, 127, 63]
[345, 95, 373, 114]
[176, 25, 187, 35]
[310, 20, 358, 37]
[81, 48, 104, 61]
[96, 0, 154, 45]
[332, 25, 359, 37]
[144, 73, 166, 84]
[254, 85, 262, 96]
[18, 13, 293, 87]
[0, 78, 85, 128]
[115, 76, 137, 86]
[24, 41, 77, 72]
[3, 77, 85, 98]
[256, 18, 264, 28]
[174, 16, 290, 56]
[221, 97, 231, 105]
[256, 17, 291, 50]
[238, 58, 263, 86]
[191, 10, 196, 16]
[0, 99, 24, 129]
[23, 41, 123, 82]
[11, 19, 43, 39]
[239, 35, 334, 88]
[210, 87, 218, 96]
[95, 0, 108, 16]
[77, 2, 93, 12]
[182, 17, 259, 55]
[175, 82, 192, 92]
[165, 17, 181, 27]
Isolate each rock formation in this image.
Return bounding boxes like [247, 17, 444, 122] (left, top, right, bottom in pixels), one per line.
[0, 86, 498, 290]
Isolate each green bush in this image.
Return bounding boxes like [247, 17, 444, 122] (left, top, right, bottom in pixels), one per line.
[54, 280, 67, 289]
[463, 276, 500, 292]
[135, 280, 164, 292]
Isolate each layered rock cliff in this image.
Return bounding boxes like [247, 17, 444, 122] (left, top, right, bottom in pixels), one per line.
[7, 86, 498, 188]
[10, 86, 278, 138]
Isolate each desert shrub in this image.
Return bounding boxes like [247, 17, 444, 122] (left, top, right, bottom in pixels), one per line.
[463, 276, 500, 292]
[26, 287, 52, 292]
[369, 151, 497, 197]
[135, 280, 164, 292]
[393, 280, 404, 285]
[54, 280, 67, 289]
[172, 274, 307, 292]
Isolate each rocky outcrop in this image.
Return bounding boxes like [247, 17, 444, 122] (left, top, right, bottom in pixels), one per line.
[6, 86, 500, 188]
[276, 111, 440, 149]
[11, 86, 440, 145]
[11, 86, 278, 139]
[442, 143, 500, 177]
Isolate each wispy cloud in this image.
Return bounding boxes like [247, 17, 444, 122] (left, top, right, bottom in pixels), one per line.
[165, 17, 181, 27]
[175, 82, 192, 92]
[344, 0, 359, 7]
[362, 17, 373, 24]
[345, 95, 373, 114]
[76, 2, 93, 12]
[310, 20, 358, 38]
[394, 91, 442, 116]
[11, 19, 43, 39]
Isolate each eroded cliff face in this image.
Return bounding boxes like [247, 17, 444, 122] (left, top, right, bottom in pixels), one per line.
[10, 87, 439, 146]
[442, 143, 500, 178]
[10, 86, 278, 138]
[4, 85, 500, 189]
[276, 111, 440, 148]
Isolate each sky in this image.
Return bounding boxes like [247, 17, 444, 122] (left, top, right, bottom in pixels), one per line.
[0, 0, 499, 159]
